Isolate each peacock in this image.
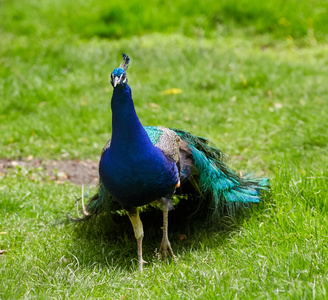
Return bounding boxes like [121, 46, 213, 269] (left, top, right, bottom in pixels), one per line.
[79, 54, 269, 271]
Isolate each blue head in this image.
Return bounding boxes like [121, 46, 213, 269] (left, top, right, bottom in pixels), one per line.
[110, 53, 130, 88]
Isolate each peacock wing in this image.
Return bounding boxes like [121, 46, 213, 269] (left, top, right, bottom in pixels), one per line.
[100, 126, 181, 162]
[144, 126, 180, 163]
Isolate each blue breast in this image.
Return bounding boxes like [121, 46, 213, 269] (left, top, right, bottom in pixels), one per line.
[100, 143, 178, 209]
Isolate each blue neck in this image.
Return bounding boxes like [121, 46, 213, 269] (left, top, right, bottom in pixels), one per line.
[99, 83, 179, 207]
[110, 84, 154, 154]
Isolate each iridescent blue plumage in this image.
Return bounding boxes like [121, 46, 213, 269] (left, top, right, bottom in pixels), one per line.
[81, 54, 269, 271]
[99, 83, 179, 209]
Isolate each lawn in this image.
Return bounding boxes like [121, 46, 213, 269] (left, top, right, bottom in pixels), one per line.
[1, 0, 328, 299]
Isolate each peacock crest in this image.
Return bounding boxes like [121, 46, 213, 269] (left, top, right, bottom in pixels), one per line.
[119, 53, 130, 71]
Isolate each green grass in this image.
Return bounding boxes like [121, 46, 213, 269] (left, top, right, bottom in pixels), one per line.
[1, 0, 328, 298]
[1, 0, 328, 40]
[1, 165, 328, 298]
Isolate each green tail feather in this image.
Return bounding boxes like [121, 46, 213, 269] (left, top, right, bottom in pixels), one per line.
[172, 128, 269, 219]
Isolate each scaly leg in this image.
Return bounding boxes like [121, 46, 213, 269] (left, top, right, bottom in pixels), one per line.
[158, 198, 177, 262]
[126, 208, 147, 271]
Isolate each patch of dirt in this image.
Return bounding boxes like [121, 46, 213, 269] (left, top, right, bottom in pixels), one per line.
[0, 158, 99, 185]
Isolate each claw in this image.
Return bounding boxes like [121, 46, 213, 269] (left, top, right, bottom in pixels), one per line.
[158, 198, 177, 263]
[158, 238, 176, 262]
[138, 258, 148, 271]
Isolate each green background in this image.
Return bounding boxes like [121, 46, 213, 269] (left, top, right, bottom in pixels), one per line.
[1, 0, 328, 298]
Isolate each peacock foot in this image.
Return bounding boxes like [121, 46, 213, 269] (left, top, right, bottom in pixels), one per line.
[138, 258, 148, 271]
[158, 237, 177, 263]
[137, 238, 148, 271]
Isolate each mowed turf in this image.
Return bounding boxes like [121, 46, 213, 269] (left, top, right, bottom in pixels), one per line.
[1, 0, 328, 298]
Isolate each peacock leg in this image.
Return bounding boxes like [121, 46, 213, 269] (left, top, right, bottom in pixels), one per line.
[126, 208, 147, 271]
[158, 198, 177, 263]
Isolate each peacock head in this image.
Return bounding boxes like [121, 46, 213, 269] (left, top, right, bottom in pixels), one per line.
[110, 53, 130, 88]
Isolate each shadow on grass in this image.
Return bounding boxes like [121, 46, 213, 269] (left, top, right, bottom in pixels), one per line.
[61, 191, 270, 272]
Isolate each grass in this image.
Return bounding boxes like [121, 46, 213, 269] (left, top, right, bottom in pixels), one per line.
[1, 0, 328, 298]
[1, 166, 328, 298]
[1, 0, 327, 40]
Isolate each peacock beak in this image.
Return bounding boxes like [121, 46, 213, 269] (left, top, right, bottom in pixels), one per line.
[113, 76, 121, 87]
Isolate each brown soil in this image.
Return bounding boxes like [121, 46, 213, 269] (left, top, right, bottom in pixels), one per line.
[0, 158, 99, 185]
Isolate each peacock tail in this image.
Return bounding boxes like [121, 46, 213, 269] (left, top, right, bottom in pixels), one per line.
[80, 126, 269, 224]
[172, 128, 269, 220]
